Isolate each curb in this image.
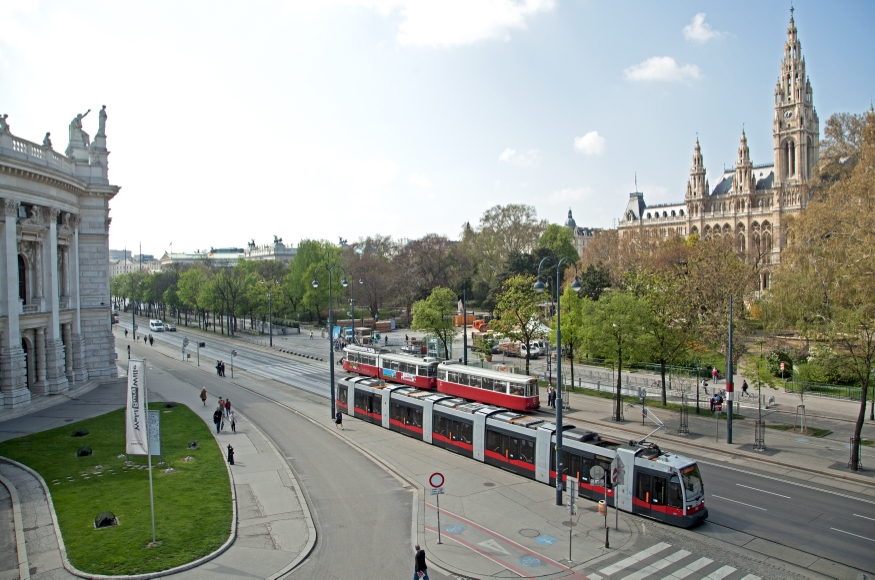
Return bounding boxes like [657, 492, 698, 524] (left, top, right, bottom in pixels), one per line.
[0, 470, 30, 580]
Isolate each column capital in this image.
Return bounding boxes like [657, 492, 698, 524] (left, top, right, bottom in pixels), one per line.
[3, 198, 19, 218]
[47, 207, 61, 224]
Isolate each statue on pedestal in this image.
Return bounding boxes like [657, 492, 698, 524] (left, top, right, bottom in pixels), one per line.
[69, 109, 91, 148]
[43, 132, 52, 148]
[97, 105, 107, 137]
[0, 114, 9, 133]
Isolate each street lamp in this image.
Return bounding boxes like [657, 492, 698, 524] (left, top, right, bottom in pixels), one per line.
[260, 280, 278, 347]
[312, 264, 348, 419]
[535, 256, 582, 507]
[348, 273, 364, 345]
[129, 273, 137, 341]
[695, 362, 701, 414]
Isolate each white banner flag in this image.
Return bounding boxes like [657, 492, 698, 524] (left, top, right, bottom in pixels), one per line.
[126, 359, 149, 456]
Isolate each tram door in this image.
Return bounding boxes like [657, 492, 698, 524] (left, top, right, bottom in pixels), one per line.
[635, 471, 669, 522]
[635, 472, 652, 517]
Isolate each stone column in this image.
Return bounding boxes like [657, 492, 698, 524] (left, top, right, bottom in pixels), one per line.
[63, 322, 74, 383]
[43, 207, 68, 393]
[0, 198, 29, 407]
[70, 215, 87, 382]
[33, 327, 48, 394]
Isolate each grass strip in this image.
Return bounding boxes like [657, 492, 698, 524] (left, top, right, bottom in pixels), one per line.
[0, 403, 231, 575]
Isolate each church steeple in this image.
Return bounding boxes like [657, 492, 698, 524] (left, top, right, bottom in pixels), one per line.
[774, 7, 819, 184]
[686, 137, 707, 200]
[735, 130, 754, 194]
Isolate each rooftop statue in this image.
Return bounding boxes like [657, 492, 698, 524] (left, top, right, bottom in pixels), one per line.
[0, 114, 9, 133]
[97, 105, 107, 137]
[43, 132, 52, 148]
[69, 109, 91, 147]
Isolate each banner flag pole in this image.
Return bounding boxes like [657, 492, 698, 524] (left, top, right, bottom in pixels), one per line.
[144, 358, 157, 545]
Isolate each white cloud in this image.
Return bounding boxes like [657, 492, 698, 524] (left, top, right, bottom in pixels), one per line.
[498, 147, 539, 166]
[683, 13, 724, 44]
[547, 186, 594, 205]
[409, 172, 433, 188]
[574, 131, 605, 156]
[288, 0, 555, 47]
[624, 56, 701, 83]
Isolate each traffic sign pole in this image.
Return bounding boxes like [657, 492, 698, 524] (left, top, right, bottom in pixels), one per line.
[429, 473, 445, 544]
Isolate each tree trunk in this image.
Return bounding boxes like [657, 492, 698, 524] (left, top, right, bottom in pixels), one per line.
[615, 350, 623, 421]
[660, 360, 667, 406]
[852, 376, 869, 470]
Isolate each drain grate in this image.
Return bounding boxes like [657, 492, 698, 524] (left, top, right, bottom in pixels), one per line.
[519, 528, 540, 538]
[483, 482, 495, 487]
[561, 521, 578, 527]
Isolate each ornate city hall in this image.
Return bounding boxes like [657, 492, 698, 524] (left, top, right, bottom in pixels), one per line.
[0, 106, 118, 408]
[618, 10, 819, 290]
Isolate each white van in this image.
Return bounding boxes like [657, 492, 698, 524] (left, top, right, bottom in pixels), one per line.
[149, 319, 164, 332]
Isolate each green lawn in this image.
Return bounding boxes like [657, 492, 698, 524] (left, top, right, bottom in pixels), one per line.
[0, 403, 231, 575]
[763, 423, 833, 437]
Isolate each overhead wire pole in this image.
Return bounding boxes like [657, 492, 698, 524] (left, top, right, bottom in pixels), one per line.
[727, 295, 734, 444]
[313, 264, 348, 419]
[535, 256, 582, 506]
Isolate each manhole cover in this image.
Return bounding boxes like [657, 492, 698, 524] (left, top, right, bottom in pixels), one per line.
[561, 521, 578, 527]
[519, 528, 540, 538]
[483, 482, 495, 487]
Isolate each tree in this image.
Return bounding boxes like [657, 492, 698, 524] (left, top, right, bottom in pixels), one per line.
[470, 204, 547, 287]
[411, 287, 458, 360]
[178, 266, 209, 327]
[578, 262, 611, 301]
[819, 110, 868, 182]
[768, 108, 875, 470]
[553, 284, 584, 388]
[538, 224, 578, 263]
[580, 291, 650, 422]
[490, 274, 545, 375]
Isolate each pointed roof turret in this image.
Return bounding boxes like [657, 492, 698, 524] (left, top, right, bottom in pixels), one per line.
[565, 208, 577, 231]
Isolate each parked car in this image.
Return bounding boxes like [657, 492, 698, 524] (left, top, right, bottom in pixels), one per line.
[164, 322, 176, 331]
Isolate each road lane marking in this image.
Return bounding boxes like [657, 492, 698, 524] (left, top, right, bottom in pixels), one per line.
[735, 484, 790, 498]
[711, 495, 766, 511]
[853, 513, 875, 521]
[698, 460, 875, 505]
[666, 557, 713, 579]
[598, 542, 671, 576]
[739, 575, 762, 580]
[830, 527, 875, 542]
[619, 548, 690, 579]
[424, 525, 532, 578]
[704, 565, 737, 579]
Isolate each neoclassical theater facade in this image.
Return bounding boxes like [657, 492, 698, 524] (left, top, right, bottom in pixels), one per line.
[618, 10, 818, 290]
[0, 106, 118, 408]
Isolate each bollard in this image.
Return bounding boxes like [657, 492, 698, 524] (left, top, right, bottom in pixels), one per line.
[605, 527, 609, 548]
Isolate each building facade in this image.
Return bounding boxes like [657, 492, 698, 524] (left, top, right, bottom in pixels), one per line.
[0, 107, 118, 408]
[158, 237, 296, 270]
[563, 209, 601, 259]
[618, 10, 818, 289]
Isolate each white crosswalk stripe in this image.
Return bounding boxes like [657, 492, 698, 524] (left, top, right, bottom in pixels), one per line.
[588, 542, 762, 580]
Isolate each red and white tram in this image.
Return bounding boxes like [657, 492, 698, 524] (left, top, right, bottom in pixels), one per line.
[337, 375, 708, 529]
[342, 345, 440, 390]
[437, 361, 540, 412]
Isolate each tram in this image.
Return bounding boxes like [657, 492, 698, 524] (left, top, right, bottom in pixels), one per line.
[336, 375, 709, 529]
[341, 347, 539, 412]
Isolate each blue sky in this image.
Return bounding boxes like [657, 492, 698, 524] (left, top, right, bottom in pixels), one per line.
[1, 0, 873, 256]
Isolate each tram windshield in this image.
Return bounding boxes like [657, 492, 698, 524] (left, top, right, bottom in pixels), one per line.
[679, 464, 703, 501]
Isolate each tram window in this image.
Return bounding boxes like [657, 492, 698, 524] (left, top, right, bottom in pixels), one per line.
[469, 375, 482, 389]
[448, 371, 459, 383]
[568, 453, 581, 478]
[668, 476, 683, 508]
[520, 438, 534, 464]
[580, 456, 594, 482]
[428, 365, 437, 377]
[482, 378, 494, 391]
[338, 387, 347, 405]
[487, 430, 501, 452]
[391, 361, 400, 371]
[636, 473, 652, 503]
[347, 353, 358, 363]
[509, 383, 525, 396]
[370, 394, 381, 414]
[652, 476, 667, 505]
[527, 382, 537, 397]
[391, 403, 402, 422]
[459, 421, 473, 444]
[434, 415, 448, 439]
[508, 436, 520, 460]
[494, 381, 508, 394]
[412, 408, 422, 427]
[596, 456, 613, 488]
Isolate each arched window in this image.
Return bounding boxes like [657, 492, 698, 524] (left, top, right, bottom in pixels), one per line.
[646, 213, 651, 219]
[18, 255, 26, 304]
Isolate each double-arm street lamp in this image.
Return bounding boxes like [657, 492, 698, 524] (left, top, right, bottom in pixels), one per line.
[535, 256, 582, 506]
[312, 264, 348, 418]
[347, 272, 364, 345]
[260, 279, 279, 347]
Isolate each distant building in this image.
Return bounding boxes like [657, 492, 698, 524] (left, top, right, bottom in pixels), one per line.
[244, 236, 296, 263]
[564, 209, 601, 259]
[109, 255, 161, 277]
[617, 10, 819, 290]
[158, 238, 295, 270]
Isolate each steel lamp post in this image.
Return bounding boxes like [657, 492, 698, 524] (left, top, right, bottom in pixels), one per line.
[348, 273, 364, 345]
[312, 265, 348, 418]
[535, 256, 582, 506]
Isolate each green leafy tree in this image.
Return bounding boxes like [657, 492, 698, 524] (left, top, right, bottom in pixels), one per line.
[178, 266, 209, 328]
[490, 274, 545, 374]
[411, 287, 458, 360]
[578, 262, 611, 301]
[552, 283, 584, 387]
[580, 291, 650, 421]
[538, 224, 578, 263]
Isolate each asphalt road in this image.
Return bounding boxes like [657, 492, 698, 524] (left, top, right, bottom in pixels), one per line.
[120, 321, 875, 574]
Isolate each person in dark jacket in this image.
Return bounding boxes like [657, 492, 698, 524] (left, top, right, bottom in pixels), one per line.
[413, 544, 428, 580]
[213, 408, 222, 433]
[335, 411, 344, 430]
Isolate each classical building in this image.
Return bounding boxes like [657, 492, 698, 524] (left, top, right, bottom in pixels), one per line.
[158, 237, 296, 270]
[563, 209, 601, 258]
[0, 107, 118, 408]
[618, 9, 818, 289]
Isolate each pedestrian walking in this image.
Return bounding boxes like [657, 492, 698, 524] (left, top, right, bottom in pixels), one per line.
[149, 334, 154, 346]
[309, 330, 313, 340]
[127, 344, 130, 359]
[405, 334, 409, 346]
[227, 444, 234, 465]
[413, 544, 429, 580]
[213, 407, 223, 433]
[709, 395, 715, 413]
[124, 328, 128, 338]
[200, 388, 208, 406]
[229, 410, 237, 433]
[712, 367, 718, 384]
[741, 380, 749, 397]
[218, 397, 225, 415]
[216, 360, 222, 376]
[335, 410, 344, 430]
[701, 379, 709, 395]
[224, 398, 231, 417]
[547, 386, 554, 408]
[144, 336, 147, 345]
[220, 361, 226, 377]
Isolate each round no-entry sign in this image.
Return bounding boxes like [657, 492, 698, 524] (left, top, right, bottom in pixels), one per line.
[429, 472, 445, 488]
